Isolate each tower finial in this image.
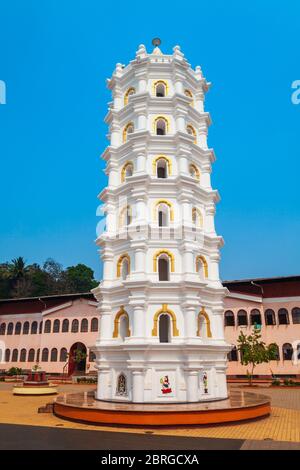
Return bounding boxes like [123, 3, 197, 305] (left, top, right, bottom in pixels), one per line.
[152, 37, 161, 48]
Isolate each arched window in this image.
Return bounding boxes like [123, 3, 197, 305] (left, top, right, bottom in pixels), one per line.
[121, 161, 133, 182]
[237, 310, 248, 326]
[53, 319, 60, 333]
[224, 310, 235, 327]
[12, 349, 18, 362]
[154, 80, 167, 97]
[119, 315, 128, 340]
[50, 348, 58, 362]
[36, 349, 40, 363]
[31, 321, 38, 334]
[15, 322, 21, 335]
[250, 309, 262, 326]
[23, 321, 29, 335]
[292, 307, 300, 324]
[158, 255, 170, 281]
[184, 89, 194, 105]
[91, 317, 98, 332]
[20, 349, 26, 362]
[153, 155, 171, 178]
[154, 116, 169, 135]
[39, 321, 43, 334]
[122, 122, 134, 143]
[119, 205, 132, 228]
[112, 307, 131, 339]
[186, 124, 197, 144]
[80, 318, 88, 333]
[41, 348, 49, 362]
[197, 308, 212, 338]
[270, 343, 280, 360]
[5, 349, 10, 362]
[155, 200, 173, 227]
[152, 305, 179, 338]
[227, 346, 238, 361]
[124, 87, 135, 106]
[0, 323, 5, 335]
[117, 254, 131, 280]
[195, 255, 208, 279]
[44, 320, 51, 333]
[60, 348, 68, 362]
[28, 349, 35, 362]
[189, 163, 200, 180]
[62, 319, 69, 332]
[278, 308, 289, 325]
[7, 323, 13, 335]
[153, 250, 175, 280]
[283, 343, 293, 360]
[71, 319, 79, 333]
[116, 373, 127, 396]
[159, 314, 171, 343]
[192, 207, 203, 227]
[265, 309, 276, 326]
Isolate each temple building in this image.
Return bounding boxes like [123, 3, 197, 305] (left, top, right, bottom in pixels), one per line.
[0, 276, 300, 379]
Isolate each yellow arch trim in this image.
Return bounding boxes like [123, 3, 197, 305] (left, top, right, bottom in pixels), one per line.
[196, 255, 208, 278]
[153, 80, 169, 96]
[189, 163, 200, 180]
[119, 205, 132, 228]
[152, 155, 172, 176]
[192, 207, 203, 227]
[124, 87, 135, 106]
[152, 304, 179, 337]
[184, 89, 194, 106]
[116, 254, 131, 278]
[113, 306, 131, 338]
[153, 249, 175, 273]
[197, 307, 212, 338]
[154, 199, 174, 222]
[153, 115, 170, 134]
[123, 122, 134, 143]
[121, 161, 133, 183]
[187, 124, 197, 144]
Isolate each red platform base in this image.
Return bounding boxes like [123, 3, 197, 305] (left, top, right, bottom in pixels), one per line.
[53, 390, 271, 427]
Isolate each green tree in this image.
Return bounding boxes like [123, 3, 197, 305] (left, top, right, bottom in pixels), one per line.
[63, 264, 98, 293]
[9, 257, 29, 279]
[0, 263, 12, 298]
[237, 325, 278, 385]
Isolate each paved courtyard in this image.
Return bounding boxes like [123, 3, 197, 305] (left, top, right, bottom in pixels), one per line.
[0, 382, 300, 449]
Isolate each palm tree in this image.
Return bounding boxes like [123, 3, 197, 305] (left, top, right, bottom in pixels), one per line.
[10, 257, 29, 279]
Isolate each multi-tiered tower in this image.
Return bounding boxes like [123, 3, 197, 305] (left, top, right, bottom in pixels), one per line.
[93, 41, 230, 403]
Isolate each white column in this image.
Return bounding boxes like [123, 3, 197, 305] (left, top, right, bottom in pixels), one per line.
[135, 248, 145, 274]
[132, 305, 145, 338]
[137, 113, 147, 130]
[138, 76, 147, 93]
[113, 86, 123, 111]
[201, 164, 212, 189]
[216, 366, 228, 398]
[194, 92, 204, 113]
[136, 153, 146, 173]
[179, 154, 189, 174]
[105, 203, 117, 233]
[186, 370, 199, 402]
[132, 370, 145, 402]
[102, 254, 114, 281]
[184, 306, 196, 337]
[198, 125, 208, 148]
[96, 369, 111, 400]
[99, 307, 112, 340]
[174, 78, 184, 95]
[110, 123, 121, 147]
[183, 249, 194, 274]
[175, 112, 186, 132]
[206, 204, 216, 233]
[210, 253, 220, 281]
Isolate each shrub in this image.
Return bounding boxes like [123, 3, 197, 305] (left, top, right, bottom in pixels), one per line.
[272, 379, 281, 386]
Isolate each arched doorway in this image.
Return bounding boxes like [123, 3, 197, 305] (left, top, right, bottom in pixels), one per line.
[68, 342, 87, 376]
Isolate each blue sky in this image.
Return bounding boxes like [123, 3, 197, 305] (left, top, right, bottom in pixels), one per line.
[0, 0, 299, 281]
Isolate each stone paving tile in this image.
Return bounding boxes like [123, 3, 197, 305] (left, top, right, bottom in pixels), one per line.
[0, 383, 300, 445]
[241, 439, 300, 450]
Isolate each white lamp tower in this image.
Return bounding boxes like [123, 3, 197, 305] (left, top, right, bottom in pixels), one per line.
[93, 40, 230, 403]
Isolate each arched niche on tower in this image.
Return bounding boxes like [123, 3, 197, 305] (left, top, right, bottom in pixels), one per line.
[189, 163, 200, 180]
[121, 161, 134, 182]
[123, 122, 134, 143]
[116, 254, 131, 279]
[152, 304, 179, 338]
[154, 199, 174, 227]
[112, 307, 131, 339]
[153, 250, 175, 280]
[195, 255, 208, 279]
[186, 124, 197, 144]
[153, 116, 170, 135]
[153, 80, 169, 97]
[184, 89, 194, 106]
[124, 87, 136, 106]
[192, 207, 203, 227]
[119, 205, 132, 228]
[152, 155, 172, 178]
[197, 308, 212, 338]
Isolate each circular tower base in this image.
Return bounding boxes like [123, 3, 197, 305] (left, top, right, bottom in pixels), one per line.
[53, 390, 270, 426]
